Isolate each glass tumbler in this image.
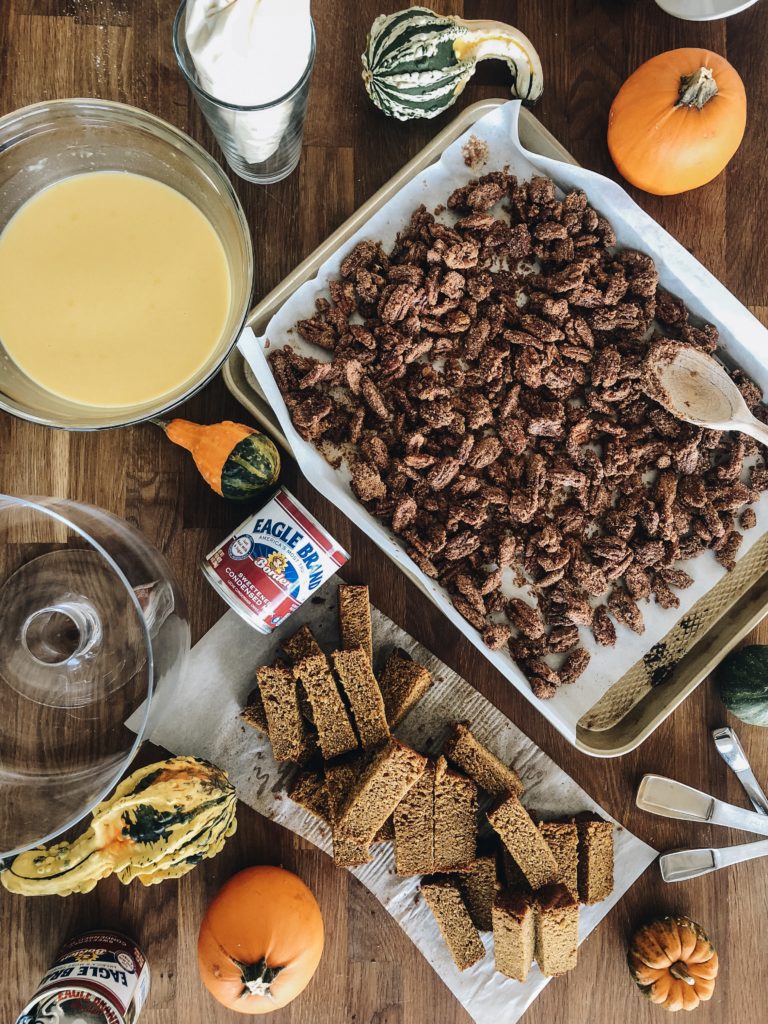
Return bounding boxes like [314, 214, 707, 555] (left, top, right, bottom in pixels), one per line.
[0, 496, 190, 861]
[173, 1, 316, 185]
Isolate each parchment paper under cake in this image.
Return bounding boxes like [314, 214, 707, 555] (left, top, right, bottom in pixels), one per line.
[144, 592, 656, 1024]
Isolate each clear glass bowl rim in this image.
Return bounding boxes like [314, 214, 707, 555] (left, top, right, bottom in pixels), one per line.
[0, 495, 154, 861]
[173, 1, 317, 112]
[0, 97, 254, 432]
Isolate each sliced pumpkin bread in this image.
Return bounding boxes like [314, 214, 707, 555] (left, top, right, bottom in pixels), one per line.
[576, 814, 614, 904]
[539, 821, 579, 900]
[393, 760, 436, 875]
[338, 584, 373, 662]
[493, 890, 535, 981]
[421, 876, 485, 971]
[334, 738, 427, 857]
[256, 663, 312, 763]
[378, 649, 433, 727]
[282, 624, 324, 663]
[443, 722, 523, 799]
[433, 756, 477, 872]
[487, 793, 560, 891]
[293, 652, 358, 760]
[332, 647, 390, 750]
[535, 883, 579, 976]
[239, 687, 269, 735]
[458, 854, 499, 932]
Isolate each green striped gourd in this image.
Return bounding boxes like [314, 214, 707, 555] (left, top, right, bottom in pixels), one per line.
[362, 7, 544, 121]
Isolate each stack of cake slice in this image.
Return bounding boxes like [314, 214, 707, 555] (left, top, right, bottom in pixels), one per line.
[239, 582, 615, 984]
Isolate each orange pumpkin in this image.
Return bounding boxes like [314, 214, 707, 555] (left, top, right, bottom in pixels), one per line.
[197, 865, 324, 1014]
[628, 915, 719, 1012]
[608, 48, 746, 196]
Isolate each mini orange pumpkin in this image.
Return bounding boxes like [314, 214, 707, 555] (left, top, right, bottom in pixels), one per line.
[197, 865, 324, 1014]
[608, 48, 746, 196]
[628, 915, 719, 1012]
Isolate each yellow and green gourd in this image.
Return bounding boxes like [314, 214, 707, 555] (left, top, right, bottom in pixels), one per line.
[156, 418, 280, 501]
[0, 756, 238, 896]
[361, 6, 544, 121]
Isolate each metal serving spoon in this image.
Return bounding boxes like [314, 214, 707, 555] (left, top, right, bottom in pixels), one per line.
[712, 726, 768, 816]
[643, 341, 768, 444]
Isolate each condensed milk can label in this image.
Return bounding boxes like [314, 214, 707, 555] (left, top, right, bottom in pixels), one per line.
[16, 930, 149, 1024]
[202, 487, 349, 633]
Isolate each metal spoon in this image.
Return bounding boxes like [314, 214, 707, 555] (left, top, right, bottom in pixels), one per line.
[659, 838, 768, 882]
[712, 726, 768, 816]
[642, 341, 768, 444]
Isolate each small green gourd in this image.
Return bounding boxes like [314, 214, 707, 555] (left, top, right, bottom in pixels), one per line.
[715, 645, 768, 726]
[155, 418, 280, 501]
[361, 6, 544, 121]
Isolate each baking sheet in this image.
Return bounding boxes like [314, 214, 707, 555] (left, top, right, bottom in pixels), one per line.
[142, 589, 656, 1024]
[238, 99, 768, 746]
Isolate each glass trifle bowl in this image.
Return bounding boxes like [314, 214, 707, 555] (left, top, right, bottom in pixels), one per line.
[0, 496, 190, 861]
[0, 98, 254, 430]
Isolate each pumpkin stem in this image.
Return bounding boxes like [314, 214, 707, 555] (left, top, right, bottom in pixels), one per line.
[669, 961, 696, 987]
[236, 957, 285, 999]
[677, 67, 718, 110]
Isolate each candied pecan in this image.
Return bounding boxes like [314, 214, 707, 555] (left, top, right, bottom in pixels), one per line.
[524, 658, 560, 688]
[607, 588, 645, 634]
[560, 648, 590, 685]
[444, 240, 479, 269]
[297, 317, 336, 350]
[360, 377, 391, 420]
[391, 495, 417, 532]
[547, 623, 579, 653]
[452, 596, 486, 630]
[658, 568, 694, 589]
[591, 605, 616, 647]
[427, 457, 461, 491]
[444, 530, 480, 560]
[530, 677, 558, 699]
[624, 564, 651, 600]
[351, 460, 386, 502]
[652, 579, 680, 610]
[740, 507, 757, 530]
[715, 529, 743, 571]
[483, 623, 512, 650]
[507, 598, 545, 639]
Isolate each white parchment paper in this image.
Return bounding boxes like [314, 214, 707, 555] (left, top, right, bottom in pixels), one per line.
[144, 589, 656, 1024]
[238, 99, 768, 744]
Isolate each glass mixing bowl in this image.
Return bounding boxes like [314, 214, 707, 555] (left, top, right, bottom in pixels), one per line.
[0, 496, 190, 860]
[0, 98, 254, 430]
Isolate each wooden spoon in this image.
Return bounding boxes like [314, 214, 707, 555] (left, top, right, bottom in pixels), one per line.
[642, 340, 768, 445]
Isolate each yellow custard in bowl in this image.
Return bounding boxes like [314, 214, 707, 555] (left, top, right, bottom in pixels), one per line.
[0, 171, 231, 409]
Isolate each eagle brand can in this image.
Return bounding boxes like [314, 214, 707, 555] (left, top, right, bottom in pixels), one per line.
[16, 930, 149, 1024]
[201, 487, 349, 633]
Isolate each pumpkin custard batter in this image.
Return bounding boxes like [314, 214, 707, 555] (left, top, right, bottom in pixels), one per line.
[0, 171, 231, 409]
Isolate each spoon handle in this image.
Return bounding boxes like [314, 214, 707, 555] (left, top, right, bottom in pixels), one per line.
[736, 415, 768, 448]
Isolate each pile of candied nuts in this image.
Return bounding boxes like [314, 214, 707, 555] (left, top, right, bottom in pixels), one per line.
[269, 171, 767, 699]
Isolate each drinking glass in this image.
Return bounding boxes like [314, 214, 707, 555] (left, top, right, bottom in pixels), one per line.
[173, 1, 316, 185]
[0, 496, 190, 861]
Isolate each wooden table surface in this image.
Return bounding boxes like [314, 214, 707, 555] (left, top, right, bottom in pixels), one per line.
[2, 1, 767, 1022]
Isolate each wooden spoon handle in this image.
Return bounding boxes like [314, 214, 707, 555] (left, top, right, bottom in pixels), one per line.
[736, 415, 768, 448]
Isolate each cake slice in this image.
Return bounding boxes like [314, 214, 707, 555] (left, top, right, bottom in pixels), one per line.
[256, 663, 311, 763]
[373, 815, 395, 844]
[576, 815, 614, 904]
[332, 647, 390, 750]
[499, 847, 532, 893]
[493, 890, 535, 981]
[239, 687, 268, 735]
[487, 793, 560, 890]
[421, 876, 485, 971]
[335, 738, 427, 853]
[457, 855, 498, 932]
[288, 768, 328, 820]
[338, 584, 373, 662]
[443, 722, 523, 799]
[293, 653, 358, 760]
[433, 756, 477, 871]
[534, 883, 579, 976]
[377, 649, 433, 727]
[325, 756, 373, 866]
[539, 821, 579, 900]
[393, 761, 435, 875]
[282, 624, 323, 663]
